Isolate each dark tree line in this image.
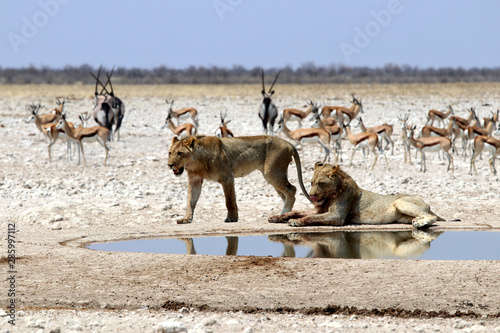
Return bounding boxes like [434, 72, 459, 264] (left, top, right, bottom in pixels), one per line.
[1, 63, 500, 84]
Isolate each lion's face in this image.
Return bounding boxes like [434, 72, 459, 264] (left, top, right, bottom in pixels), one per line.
[309, 162, 343, 206]
[168, 137, 196, 176]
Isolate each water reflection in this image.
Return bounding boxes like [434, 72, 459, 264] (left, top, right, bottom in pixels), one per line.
[177, 230, 442, 259]
[268, 230, 442, 259]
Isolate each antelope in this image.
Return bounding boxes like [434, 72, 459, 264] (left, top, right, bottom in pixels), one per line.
[56, 113, 110, 166]
[26, 99, 65, 140]
[470, 135, 500, 175]
[165, 99, 199, 127]
[162, 109, 197, 138]
[356, 117, 395, 155]
[451, 107, 477, 127]
[483, 110, 499, 128]
[408, 126, 454, 173]
[258, 70, 280, 135]
[276, 116, 333, 163]
[90, 66, 126, 141]
[311, 112, 343, 161]
[343, 123, 388, 170]
[215, 111, 234, 138]
[397, 114, 412, 164]
[282, 101, 319, 128]
[334, 95, 364, 125]
[320, 94, 356, 119]
[46, 118, 75, 162]
[78, 111, 92, 128]
[426, 105, 453, 127]
[421, 117, 457, 154]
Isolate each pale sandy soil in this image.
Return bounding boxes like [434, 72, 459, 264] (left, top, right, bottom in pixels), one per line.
[1, 84, 500, 332]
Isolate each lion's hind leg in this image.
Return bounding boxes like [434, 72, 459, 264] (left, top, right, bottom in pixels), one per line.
[263, 172, 297, 214]
[392, 197, 438, 229]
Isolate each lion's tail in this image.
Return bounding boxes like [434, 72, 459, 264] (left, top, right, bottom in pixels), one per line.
[291, 146, 313, 204]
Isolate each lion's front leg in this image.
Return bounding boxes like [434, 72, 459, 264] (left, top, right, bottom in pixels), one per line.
[268, 210, 315, 223]
[178, 176, 203, 224]
[288, 211, 346, 227]
[221, 178, 238, 222]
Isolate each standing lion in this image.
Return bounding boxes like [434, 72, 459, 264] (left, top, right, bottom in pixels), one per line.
[269, 162, 445, 229]
[168, 135, 312, 224]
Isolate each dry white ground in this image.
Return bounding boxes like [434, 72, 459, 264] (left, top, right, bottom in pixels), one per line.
[1, 84, 499, 332]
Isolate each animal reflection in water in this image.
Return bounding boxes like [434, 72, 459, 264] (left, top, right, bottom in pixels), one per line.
[178, 230, 441, 259]
[269, 230, 441, 259]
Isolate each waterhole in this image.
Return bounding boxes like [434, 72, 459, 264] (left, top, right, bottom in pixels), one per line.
[88, 230, 500, 260]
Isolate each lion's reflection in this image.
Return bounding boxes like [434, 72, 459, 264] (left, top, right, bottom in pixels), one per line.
[178, 230, 440, 259]
[269, 230, 442, 259]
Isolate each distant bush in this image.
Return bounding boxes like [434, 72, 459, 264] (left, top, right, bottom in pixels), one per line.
[1, 63, 500, 85]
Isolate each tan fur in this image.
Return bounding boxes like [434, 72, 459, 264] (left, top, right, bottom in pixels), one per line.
[168, 135, 312, 224]
[268, 163, 444, 229]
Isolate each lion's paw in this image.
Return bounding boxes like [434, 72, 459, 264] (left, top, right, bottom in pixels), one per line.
[288, 219, 304, 227]
[268, 215, 285, 223]
[412, 229, 439, 242]
[412, 215, 436, 229]
[224, 216, 238, 223]
[177, 218, 192, 224]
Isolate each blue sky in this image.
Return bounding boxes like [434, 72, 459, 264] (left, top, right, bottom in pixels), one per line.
[1, 0, 499, 69]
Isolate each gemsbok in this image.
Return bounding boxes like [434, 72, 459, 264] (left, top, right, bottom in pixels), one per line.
[426, 105, 453, 127]
[470, 135, 500, 175]
[258, 70, 280, 135]
[408, 126, 454, 173]
[162, 109, 197, 138]
[165, 99, 199, 127]
[90, 66, 126, 141]
[56, 113, 110, 166]
[276, 116, 332, 163]
[343, 122, 388, 170]
[356, 117, 394, 155]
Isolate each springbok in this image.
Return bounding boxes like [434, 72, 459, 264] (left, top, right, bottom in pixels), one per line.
[162, 109, 197, 138]
[408, 126, 454, 173]
[470, 135, 500, 175]
[356, 117, 394, 155]
[56, 113, 110, 166]
[397, 114, 412, 164]
[46, 117, 75, 162]
[282, 101, 319, 128]
[79, 111, 92, 128]
[165, 99, 199, 127]
[320, 95, 356, 119]
[276, 116, 332, 163]
[451, 107, 477, 127]
[311, 113, 343, 161]
[334, 95, 364, 125]
[343, 122, 388, 170]
[90, 66, 126, 141]
[258, 70, 280, 135]
[426, 105, 453, 127]
[215, 111, 234, 138]
[26, 99, 65, 141]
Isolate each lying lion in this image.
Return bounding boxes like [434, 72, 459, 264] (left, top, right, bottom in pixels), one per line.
[168, 135, 312, 224]
[269, 162, 444, 229]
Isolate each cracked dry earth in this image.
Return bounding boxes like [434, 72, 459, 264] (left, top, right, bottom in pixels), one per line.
[1, 83, 500, 332]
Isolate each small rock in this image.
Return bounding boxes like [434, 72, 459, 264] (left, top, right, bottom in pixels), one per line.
[156, 320, 187, 333]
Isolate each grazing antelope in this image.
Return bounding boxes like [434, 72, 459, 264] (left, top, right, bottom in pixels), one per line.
[162, 109, 197, 138]
[311, 113, 343, 161]
[343, 123, 388, 170]
[282, 101, 319, 128]
[397, 114, 412, 164]
[56, 113, 110, 166]
[426, 105, 453, 127]
[258, 70, 280, 135]
[356, 117, 394, 155]
[90, 66, 126, 141]
[215, 111, 234, 138]
[276, 116, 332, 163]
[408, 126, 454, 173]
[470, 135, 500, 175]
[165, 99, 199, 127]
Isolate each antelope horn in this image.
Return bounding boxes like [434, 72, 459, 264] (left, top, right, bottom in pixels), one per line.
[90, 71, 110, 95]
[92, 65, 102, 96]
[106, 71, 115, 96]
[268, 70, 281, 93]
[261, 69, 265, 93]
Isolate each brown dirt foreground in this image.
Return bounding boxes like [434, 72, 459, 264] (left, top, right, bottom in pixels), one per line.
[1, 84, 500, 332]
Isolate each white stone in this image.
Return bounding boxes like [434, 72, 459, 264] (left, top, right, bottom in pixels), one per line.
[156, 320, 187, 333]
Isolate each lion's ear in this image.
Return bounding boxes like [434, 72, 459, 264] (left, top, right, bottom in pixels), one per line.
[326, 164, 340, 178]
[172, 137, 179, 145]
[314, 162, 324, 170]
[184, 136, 196, 151]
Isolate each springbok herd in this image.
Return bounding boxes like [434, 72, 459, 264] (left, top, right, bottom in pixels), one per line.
[24, 70, 500, 177]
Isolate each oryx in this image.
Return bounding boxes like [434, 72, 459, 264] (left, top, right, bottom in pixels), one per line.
[258, 70, 280, 136]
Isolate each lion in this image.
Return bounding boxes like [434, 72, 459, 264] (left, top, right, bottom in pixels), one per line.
[167, 135, 312, 224]
[268, 162, 444, 229]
